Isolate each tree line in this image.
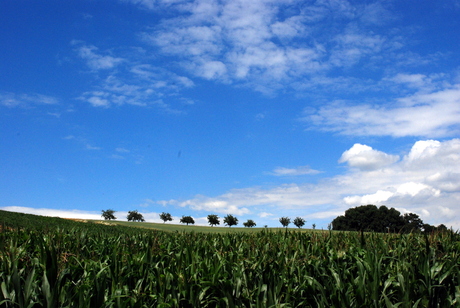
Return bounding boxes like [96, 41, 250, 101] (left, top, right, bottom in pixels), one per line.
[101, 209, 313, 228]
[331, 204, 448, 233]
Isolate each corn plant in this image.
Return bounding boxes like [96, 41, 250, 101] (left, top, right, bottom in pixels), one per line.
[1, 210, 459, 307]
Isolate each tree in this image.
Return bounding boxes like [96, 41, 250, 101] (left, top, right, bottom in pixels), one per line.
[243, 219, 256, 228]
[207, 214, 220, 227]
[127, 210, 144, 222]
[180, 215, 195, 225]
[223, 214, 238, 227]
[293, 217, 305, 228]
[312, 223, 316, 230]
[331, 205, 428, 233]
[101, 209, 117, 220]
[159, 212, 173, 223]
[279, 217, 291, 228]
[401, 213, 424, 233]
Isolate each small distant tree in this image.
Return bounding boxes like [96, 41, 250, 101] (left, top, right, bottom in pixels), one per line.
[101, 209, 117, 220]
[159, 212, 173, 223]
[243, 219, 256, 228]
[279, 217, 291, 228]
[223, 214, 238, 227]
[293, 217, 305, 228]
[127, 210, 144, 222]
[312, 223, 316, 230]
[180, 215, 195, 225]
[207, 214, 220, 227]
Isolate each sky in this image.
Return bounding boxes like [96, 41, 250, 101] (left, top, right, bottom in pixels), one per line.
[1, 0, 460, 229]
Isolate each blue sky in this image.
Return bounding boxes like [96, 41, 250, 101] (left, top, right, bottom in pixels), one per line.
[1, 0, 460, 228]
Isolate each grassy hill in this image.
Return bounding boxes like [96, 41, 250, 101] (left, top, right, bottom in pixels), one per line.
[0, 209, 309, 233]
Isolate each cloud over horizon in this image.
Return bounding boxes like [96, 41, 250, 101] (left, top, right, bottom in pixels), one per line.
[5, 138, 458, 229]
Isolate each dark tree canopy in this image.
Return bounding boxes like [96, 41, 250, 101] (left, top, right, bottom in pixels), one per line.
[127, 210, 145, 222]
[293, 217, 305, 228]
[159, 212, 173, 223]
[331, 204, 444, 233]
[279, 217, 291, 228]
[180, 216, 195, 225]
[101, 209, 117, 220]
[223, 214, 238, 227]
[401, 213, 424, 233]
[207, 214, 220, 227]
[243, 219, 256, 228]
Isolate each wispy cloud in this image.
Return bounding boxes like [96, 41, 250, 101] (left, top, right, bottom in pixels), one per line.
[72, 40, 124, 70]
[304, 84, 460, 138]
[132, 0, 423, 94]
[271, 165, 321, 176]
[0, 92, 58, 108]
[73, 42, 195, 110]
[63, 135, 101, 151]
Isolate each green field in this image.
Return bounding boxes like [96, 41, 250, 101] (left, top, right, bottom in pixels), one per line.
[1, 210, 459, 307]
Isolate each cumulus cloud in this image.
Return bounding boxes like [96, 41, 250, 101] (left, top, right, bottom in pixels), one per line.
[339, 144, 399, 171]
[160, 138, 460, 228]
[305, 85, 460, 138]
[4, 139, 459, 228]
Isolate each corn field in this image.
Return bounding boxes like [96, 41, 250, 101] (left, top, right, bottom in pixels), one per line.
[1, 211, 460, 307]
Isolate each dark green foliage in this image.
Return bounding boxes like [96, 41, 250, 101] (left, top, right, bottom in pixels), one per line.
[1, 209, 459, 307]
[243, 219, 256, 228]
[293, 217, 305, 228]
[207, 214, 220, 227]
[180, 215, 195, 225]
[279, 216, 291, 228]
[101, 209, 117, 220]
[159, 212, 173, 223]
[127, 210, 145, 222]
[331, 204, 426, 233]
[401, 212, 424, 233]
[223, 214, 238, 227]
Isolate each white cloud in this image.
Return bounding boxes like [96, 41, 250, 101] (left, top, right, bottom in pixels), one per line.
[135, 0, 406, 93]
[160, 138, 460, 229]
[63, 135, 102, 151]
[76, 59, 194, 110]
[0, 92, 58, 107]
[4, 139, 460, 228]
[390, 73, 430, 88]
[396, 182, 440, 197]
[305, 85, 460, 138]
[344, 190, 394, 205]
[339, 143, 399, 171]
[271, 165, 321, 176]
[0, 206, 102, 220]
[258, 212, 274, 218]
[72, 41, 124, 70]
[116, 147, 131, 153]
